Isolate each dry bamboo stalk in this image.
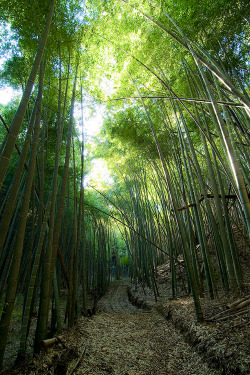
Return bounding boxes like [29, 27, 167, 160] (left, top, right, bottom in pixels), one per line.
[42, 335, 63, 348]
[177, 193, 248, 211]
[231, 320, 250, 329]
[226, 295, 250, 309]
[68, 346, 86, 375]
[230, 299, 250, 311]
[209, 299, 250, 321]
[215, 308, 249, 322]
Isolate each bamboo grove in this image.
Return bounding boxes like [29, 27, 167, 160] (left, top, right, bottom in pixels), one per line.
[0, 0, 249, 369]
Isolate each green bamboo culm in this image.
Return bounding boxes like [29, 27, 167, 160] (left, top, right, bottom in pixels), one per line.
[0, 0, 56, 193]
[0, 61, 45, 368]
[35, 66, 78, 347]
[129, 73, 203, 321]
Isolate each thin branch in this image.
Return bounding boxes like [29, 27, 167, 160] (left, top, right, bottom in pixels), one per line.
[108, 96, 244, 107]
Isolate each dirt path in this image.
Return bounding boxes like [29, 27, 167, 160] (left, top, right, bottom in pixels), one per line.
[75, 281, 219, 375]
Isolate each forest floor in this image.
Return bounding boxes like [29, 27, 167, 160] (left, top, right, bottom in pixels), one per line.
[129, 272, 250, 375]
[4, 275, 249, 375]
[4, 280, 221, 375]
[3, 229, 250, 375]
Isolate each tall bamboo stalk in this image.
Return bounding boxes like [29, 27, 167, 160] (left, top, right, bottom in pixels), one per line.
[0, 0, 55, 191]
[0, 61, 45, 368]
[130, 74, 203, 321]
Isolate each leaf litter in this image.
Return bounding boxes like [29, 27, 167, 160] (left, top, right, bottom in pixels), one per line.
[5, 280, 221, 375]
[74, 280, 220, 375]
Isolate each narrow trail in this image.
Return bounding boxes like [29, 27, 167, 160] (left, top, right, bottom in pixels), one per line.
[75, 281, 219, 375]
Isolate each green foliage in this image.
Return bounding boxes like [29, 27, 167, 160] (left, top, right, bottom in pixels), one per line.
[0, 55, 29, 89]
[120, 254, 129, 266]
